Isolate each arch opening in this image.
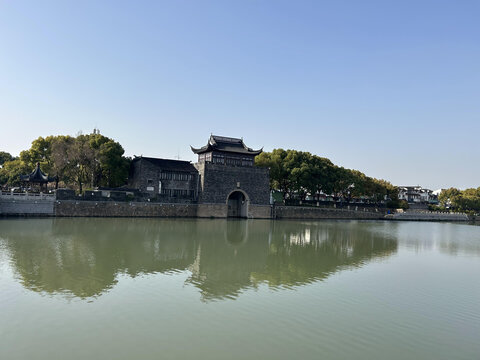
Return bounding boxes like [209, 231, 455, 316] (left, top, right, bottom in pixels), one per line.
[227, 190, 248, 218]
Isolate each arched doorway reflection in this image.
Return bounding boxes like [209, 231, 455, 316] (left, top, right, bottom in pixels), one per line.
[227, 190, 248, 218]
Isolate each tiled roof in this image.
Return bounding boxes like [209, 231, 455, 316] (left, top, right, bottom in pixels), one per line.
[133, 157, 197, 172]
[191, 135, 262, 155]
[20, 163, 56, 183]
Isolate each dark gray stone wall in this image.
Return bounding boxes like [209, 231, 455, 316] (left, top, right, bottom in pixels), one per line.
[248, 205, 271, 219]
[387, 211, 469, 221]
[0, 199, 54, 216]
[56, 189, 76, 200]
[274, 206, 385, 220]
[129, 159, 198, 202]
[195, 163, 270, 205]
[55, 201, 196, 217]
[55, 201, 271, 219]
[197, 203, 227, 218]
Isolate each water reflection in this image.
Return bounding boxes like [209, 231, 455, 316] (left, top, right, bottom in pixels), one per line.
[0, 219, 397, 301]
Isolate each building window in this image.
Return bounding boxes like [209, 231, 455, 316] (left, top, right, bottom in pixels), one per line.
[213, 154, 224, 164]
[242, 157, 253, 166]
[161, 188, 171, 196]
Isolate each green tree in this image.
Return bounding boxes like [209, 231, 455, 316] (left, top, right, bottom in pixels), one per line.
[0, 131, 130, 191]
[88, 134, 130, 187]
[0, 151, 14, 167]
[301, 155, 336, 200]
[19, 136, 55, 173]
[50, 135, 76, 188]
[257, 149, 399, 206]
[0, 159, 30, 186]
[439, 188, 461, 208]
[69, 134, 95, 192]
[256, 149, 293, 200]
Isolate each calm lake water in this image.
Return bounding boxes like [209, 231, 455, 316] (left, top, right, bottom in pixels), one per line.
[0, 218, 479, 360]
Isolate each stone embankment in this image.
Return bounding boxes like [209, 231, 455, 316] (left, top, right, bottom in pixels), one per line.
[0, 193, 271, 219]
[55, 201, 197, 217]
[385, 211, 470, 222]
[273, 205, 386, 220]
[0, 192, 472, 221]
[0, 192, 54, 216]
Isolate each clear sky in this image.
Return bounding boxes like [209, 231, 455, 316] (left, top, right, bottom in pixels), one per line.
[1, 0, 479, 190]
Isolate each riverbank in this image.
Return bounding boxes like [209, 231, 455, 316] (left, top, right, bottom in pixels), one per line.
[386, 210, 471, 222]
[0, 195, 473, 221]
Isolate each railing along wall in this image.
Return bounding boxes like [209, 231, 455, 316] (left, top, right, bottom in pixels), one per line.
[0, 191, 56, 201]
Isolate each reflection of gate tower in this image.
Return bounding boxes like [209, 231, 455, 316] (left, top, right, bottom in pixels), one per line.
[192, 135, 271, 218]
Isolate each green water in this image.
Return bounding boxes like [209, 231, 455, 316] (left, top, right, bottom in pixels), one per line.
[0, 218, 479, 360]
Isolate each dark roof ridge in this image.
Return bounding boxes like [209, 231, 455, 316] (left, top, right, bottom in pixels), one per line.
[192, 135, 262, 155]
[135, 155, 192, 164]
[133, 156, 197, 172]
[20, 162, 56, 183]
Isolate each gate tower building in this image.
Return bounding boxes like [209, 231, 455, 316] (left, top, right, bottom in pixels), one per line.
[192, 135, 270, 218]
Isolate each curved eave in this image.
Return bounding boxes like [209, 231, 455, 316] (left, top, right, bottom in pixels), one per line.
[19, 176, 51, 183]
[241, 142, 263, 155]
[191, 144, 212, 154]
[191, 143, 263, 156]
[248, 147, 263, 156]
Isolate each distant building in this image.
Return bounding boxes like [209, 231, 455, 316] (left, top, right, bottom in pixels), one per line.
[128, 135, 271, 218]
[398, 186, 438, 204]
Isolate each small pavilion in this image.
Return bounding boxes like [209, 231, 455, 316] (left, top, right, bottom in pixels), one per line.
[20, 163, 56, 192]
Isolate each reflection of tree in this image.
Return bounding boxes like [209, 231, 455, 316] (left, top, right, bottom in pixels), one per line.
[251, 222, 398, 287]
[1, 219, 398, 301]
[1, 218, 196, 298]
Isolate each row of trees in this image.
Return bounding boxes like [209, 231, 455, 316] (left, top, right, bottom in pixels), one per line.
[2, 137, 400, 205]
[255, 149, 401, 206]
[0, 132, 130, 192]
[438, 187, 480, 213]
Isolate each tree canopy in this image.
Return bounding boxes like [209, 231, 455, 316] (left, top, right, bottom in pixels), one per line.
[438, 187, 480, 213]
[1, 132, 130, 191]
[255, 149, 399, 205]
[0, 151, 14, 166]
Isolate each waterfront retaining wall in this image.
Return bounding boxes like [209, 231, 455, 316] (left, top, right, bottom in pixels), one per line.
[0, 199, 54, 216]
[248, 204, 272, 219]
[55, 201, 197, 217]
[196, 203, 228, 218]
[3, 195, 471, 222]
[386, 211, 470, 222]
[56, 201, 272, 219]
[0, 193, 55, 216]
[274, 206, 385, 220]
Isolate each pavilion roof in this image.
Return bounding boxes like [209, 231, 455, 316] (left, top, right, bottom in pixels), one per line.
[20, 163, 56, 183]
[191, 135, 262, 155]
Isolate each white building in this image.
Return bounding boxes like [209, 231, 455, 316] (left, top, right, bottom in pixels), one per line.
[398, 186, 438, 204]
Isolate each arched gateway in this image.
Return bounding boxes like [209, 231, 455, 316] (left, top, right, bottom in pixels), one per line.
[129, 134, 271, 218]
[227, 190, 249, 218]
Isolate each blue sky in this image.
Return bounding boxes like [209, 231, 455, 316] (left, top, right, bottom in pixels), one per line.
[1, 0, 479, 189]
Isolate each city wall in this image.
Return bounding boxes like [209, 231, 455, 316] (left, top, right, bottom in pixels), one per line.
[1, 195, 473, 222]
[0, 193, 55, 216]
[386, 211, 470, 222]
[56, 201, 272, 219]
[55, 201, 197, 217]
[273, 205, 386, 220]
